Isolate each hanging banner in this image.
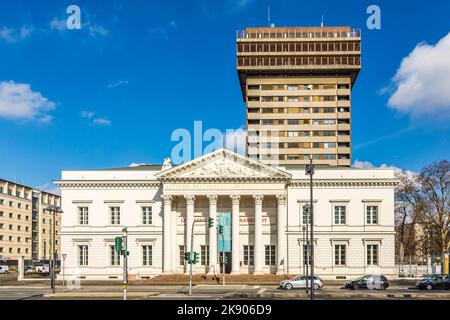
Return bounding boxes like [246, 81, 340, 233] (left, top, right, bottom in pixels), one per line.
[218, 211, 231, 252]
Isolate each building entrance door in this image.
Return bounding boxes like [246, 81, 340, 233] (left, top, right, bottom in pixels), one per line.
[219, 252, 232, 274]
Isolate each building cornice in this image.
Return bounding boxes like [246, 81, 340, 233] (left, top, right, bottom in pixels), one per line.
[290, 179, 398, 188]
[54, 180, 161, 189]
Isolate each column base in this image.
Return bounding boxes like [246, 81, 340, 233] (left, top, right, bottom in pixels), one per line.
[276, 270, 285, 275]
[162, 270, 173, 275]
[230, 271, 241, 275]
[253, 271, 264, 275]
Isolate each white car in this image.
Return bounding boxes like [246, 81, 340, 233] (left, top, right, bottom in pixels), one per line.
[280, 275, 323, 290]
[0, 266, 9, 274]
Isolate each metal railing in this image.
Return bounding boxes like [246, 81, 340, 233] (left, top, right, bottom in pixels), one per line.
[237, 29, 361, 40]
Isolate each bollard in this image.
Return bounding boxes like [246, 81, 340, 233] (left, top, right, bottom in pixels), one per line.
[18, 256, 24, 281]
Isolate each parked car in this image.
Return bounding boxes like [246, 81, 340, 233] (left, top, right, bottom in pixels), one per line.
[416, 275, 450, 290]
[0, 265, 9, 274]
[280, 275, 323, 290]
[345, 275, 389, 290]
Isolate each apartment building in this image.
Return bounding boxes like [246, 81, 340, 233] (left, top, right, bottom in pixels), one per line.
[0, 178, 61, 263]
[237, 26, 361, 166]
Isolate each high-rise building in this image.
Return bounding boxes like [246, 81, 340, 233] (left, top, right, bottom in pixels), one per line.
[0, 178, 61, 263]
[237, 26, 361, 166]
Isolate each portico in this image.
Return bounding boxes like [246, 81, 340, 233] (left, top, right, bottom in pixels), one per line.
[155, 149, 290, 275]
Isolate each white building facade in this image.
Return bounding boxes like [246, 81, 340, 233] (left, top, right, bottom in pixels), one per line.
[55, 149, 397, 280]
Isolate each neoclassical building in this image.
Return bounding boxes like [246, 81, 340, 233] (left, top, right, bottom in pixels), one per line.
[55, 149, 397, 280]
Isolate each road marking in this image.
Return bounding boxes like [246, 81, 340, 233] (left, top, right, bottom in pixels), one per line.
[257, 288, 267, 294]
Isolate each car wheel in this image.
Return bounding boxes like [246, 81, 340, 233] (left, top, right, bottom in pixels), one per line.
[313, 283, 320, 290]
[352, 284, 359, 290]
[285, 283, 293, 290]
[425, 284, 433, 290]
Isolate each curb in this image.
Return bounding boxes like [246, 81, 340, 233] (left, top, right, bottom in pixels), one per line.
[226, 292, 450, 299]
[43, 292, 160, 299]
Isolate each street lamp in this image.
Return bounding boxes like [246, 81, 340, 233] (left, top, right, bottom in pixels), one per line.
[44, 205, 63, 294]
[305, 156, 315, 301]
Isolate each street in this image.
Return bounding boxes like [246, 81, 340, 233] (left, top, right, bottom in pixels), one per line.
[1, 280, 449, 300]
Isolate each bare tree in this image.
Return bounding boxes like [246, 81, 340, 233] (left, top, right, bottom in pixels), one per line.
[417, 160, 450, 271]
[395, 171, 422, 261]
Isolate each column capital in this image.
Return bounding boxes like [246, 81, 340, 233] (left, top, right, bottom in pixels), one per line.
[161, 195, 173, 205]
[276, 194, 287, 206]
[184, 194, 195, 206]
[253, 194, 264, 206]
[230, 194, 241, 206]
[207, 194, 218, 206]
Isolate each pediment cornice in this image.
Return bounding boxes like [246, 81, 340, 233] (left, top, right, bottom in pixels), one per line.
[156, 148, 291, 183]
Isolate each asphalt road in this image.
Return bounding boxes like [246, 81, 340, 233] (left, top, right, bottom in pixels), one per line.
[0, 284, 448, 300]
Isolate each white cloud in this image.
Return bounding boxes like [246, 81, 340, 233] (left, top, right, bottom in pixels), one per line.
[0, 81, 56, 123]
[129, 162, 147, 167]
[148, 20, 178, 40]
[352, 160, 375, 169]
[35, 182, 61, 196]
[107, 80, 129, 89]
[80, 110, 95, 119]
[385, 32, 450, 116]
[0, 25, 33, 43]
[88, 24, 109, 38]
[353, 160, 416, 177]
[223, 127, 246, 155]
[92, 117, 111, 126]
[49, 18, 67, 32]
[80, 111, 111, 126]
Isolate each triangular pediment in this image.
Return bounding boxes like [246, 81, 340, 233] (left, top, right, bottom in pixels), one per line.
[156, 148, 291, 181]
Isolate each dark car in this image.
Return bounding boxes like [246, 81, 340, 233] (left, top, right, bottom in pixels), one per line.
[416, 275, 450, 290]
[345, 275, 389, 290]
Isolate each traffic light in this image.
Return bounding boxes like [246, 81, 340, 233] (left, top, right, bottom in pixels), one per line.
[223, 255, 228, 264]
[303, 204, 309, 214]
[115, 237, 123, 252]
[193, 252, 199, 264]
[121, 250, 129, 256]
[218, 225, 224, 235]
[207, 217, 214, 228]
[184, 252, 191, 262]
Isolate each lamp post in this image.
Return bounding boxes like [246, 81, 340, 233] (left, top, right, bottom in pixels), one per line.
[44, 205, 63, 294]
[305, 157, 315, 301]
[122, 227, 128, 300]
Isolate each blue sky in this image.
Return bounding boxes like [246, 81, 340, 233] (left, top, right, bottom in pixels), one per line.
[0, 0, 449, 192]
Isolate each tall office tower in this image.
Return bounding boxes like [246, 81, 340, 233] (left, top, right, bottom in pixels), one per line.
[237, 26, 361, 166]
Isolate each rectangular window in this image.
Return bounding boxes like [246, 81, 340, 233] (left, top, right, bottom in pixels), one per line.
[78, 207, 89, 225]
[142, 245, 153, 266]
[110, 245, 121, 266]
[110, 207, 120, 225]
[366, 206, 379, 225]
[334, 245, 346, 266]
[78, 245, 89, 266]
[243, 245, 254, 266]
[303, 244, 311, 265]
[201, 245, 210, 266]
[179, 245, 185, 266]
[334, 206, 346, 224]
[302, 205, 311, 224]
[264, 245, 276, 266]
[142, 206, 153, 225]
[367, 245, 379, 266]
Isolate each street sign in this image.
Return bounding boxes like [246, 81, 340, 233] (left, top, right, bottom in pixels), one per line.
[62, 254, 67, 260]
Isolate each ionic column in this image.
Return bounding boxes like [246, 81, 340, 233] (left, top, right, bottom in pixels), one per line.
[184, 195, 195, 254]
[230, 194, 241, 275]
[162, 195, 173, 274]
[207, 195, 218, 274]
[276, 194, 287, 275]
[171, 201, 178, 273]
[253, 194, 264, 275]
